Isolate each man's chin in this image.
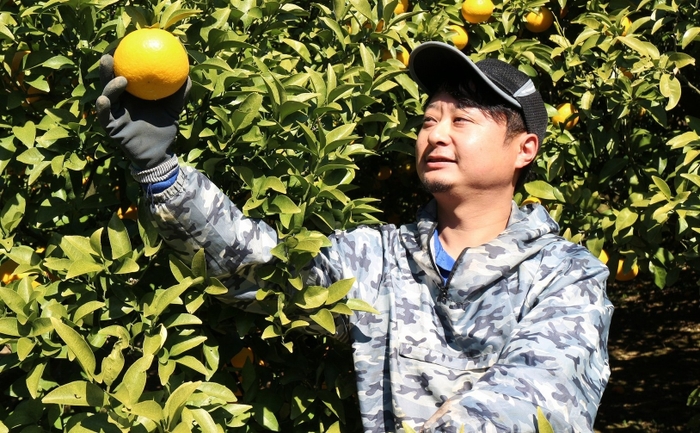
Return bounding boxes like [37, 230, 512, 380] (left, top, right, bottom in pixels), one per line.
[420, 178, 453, 194]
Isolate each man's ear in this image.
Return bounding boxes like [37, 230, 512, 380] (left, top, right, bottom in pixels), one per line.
[515, 133, 539, 169]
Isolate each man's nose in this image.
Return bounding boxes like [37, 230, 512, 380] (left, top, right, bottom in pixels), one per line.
[428, 119, 451, 146]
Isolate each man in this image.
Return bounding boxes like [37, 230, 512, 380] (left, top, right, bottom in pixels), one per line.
[97, 41, 613, 432]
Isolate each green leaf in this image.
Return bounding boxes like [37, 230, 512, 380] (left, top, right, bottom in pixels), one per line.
[130, 400, 164, 422]
[165, 381, 202, 430]
[26, 360, 47, 399]
[618, 36, 660, 59]
[0, 193, 26, 235]
[253, 404, 280, 432]
[309, 308, 335, 334]
[291, 385, 316, 420]
[261, 325, 281, 339]
[204, 277, 229, 296]
[191, 248, 206, 279]
[536, 407, 555, 433]
[100, 342, 125, 387]
[359, 43, 375, 80]
[326, 278, 355, 304]
[50, 317, 96, 380]
[269, 195, 301, 214]
[112, 354, 153, 405]
[162, 313, 203, 328]
[149, 279, 193, 318]
[652, 175, 673, 199]
[295, 285, 329, 310]
[42, 381, 106, 407]
[170, 335, 208, 357]
[42, 55, 73, 69]
[349, 0, 372, 20]
[0, 287, 27, 318]
[12, 121, 36, 148]
[199, 382, 238, 403]
[175, 355, 210, 376]
[282, 38, 311, 63]
[524, 180, 561, 201]
[189, 408, 219, 433]
[681, 27, 700, 49]
[59, 235, 99, 262]
[72, 301, 105, 324]
[346, 298, 379, 314]
[160, 2, 201, 29]
[615, 208, 638, 233]
[231, 93, 263, 133]
[66, 260, 104, 279]
[659, 74, 681, 110]
[108, 213, 132, 259]
[17, 337, 35, 361]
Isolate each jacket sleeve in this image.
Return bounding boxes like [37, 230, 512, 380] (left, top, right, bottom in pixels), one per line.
[421, 247, 613, 433]
[145, 165, 384, 311]
[147, 165, 280, 301]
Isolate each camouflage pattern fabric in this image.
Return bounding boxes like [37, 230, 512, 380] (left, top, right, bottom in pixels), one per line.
[148, 165, 613, 433]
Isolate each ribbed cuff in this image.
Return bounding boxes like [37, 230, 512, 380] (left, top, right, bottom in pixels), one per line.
[131, 155, 179, 184]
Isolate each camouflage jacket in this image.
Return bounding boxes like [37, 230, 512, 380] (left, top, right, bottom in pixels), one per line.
[148, 166, 613, 433]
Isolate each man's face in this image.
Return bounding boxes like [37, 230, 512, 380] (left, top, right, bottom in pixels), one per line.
[415, 91, 532, 197]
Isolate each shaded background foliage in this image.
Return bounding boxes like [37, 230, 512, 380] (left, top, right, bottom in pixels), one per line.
[0, 0, 699, 431]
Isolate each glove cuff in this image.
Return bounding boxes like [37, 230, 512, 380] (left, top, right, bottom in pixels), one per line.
[131, 155, 180, 184]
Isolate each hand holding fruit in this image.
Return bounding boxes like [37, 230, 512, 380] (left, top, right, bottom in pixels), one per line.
[96, 28, 191, 171]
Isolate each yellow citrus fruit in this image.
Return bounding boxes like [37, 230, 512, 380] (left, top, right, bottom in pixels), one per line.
[552, 102, 579, 130]
[619, 67, 633, 79]
[364, 19, 384, 32]
[621, 16, 632, 36]
[616, 260, 638, 282]
[382, 48, 410, 67]
[525, 7, 554, 33]
[521, 196, 541, 206]
[449, 25, 469, 50]
[230, 347, 254, 368]
[118, 204, 139, 220]
[113, 28, 189, 101]
[461, 0, 494, 24]
[395, 0, 409, 14]
[598, 250, 609, 265]
[0, 260, 19, 285]
[377, 166, 392, 180]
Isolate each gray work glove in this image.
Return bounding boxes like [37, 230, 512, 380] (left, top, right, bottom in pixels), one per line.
[96, 54, 191, 170]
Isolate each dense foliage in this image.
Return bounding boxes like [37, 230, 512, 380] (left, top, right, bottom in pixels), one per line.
[1, 0, 699, 431]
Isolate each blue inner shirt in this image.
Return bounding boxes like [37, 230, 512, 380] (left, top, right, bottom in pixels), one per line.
[432, 229, 455, 284]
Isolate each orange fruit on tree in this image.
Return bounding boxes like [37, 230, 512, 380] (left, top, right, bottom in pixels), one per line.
[461, 0, 494, 24]
[113, 28, 189, 100]
[525, 7, 554, 33]
[0, 260, 19, 285]
[616, 259, 638, 282]
[448, 25, 469, 50]
[382, 47, 410, 67]
[552, 102, 579, 130]
[394, 0, 409, 14]
[598, 250, 609, 265]
[620, 16, 632, 36]
[118, 204, 139, 220]
[377, 166, 392, 180]
[230, 347, 254, 368]
[521, 196, 541, 206]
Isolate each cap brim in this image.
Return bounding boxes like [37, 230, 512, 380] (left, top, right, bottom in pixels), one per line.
[408, 42, 521, 109]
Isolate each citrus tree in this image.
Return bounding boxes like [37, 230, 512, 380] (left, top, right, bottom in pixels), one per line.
[1, 0, 699, 431]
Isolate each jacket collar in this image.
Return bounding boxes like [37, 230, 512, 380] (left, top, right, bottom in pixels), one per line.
[400, 200, 561, 294]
